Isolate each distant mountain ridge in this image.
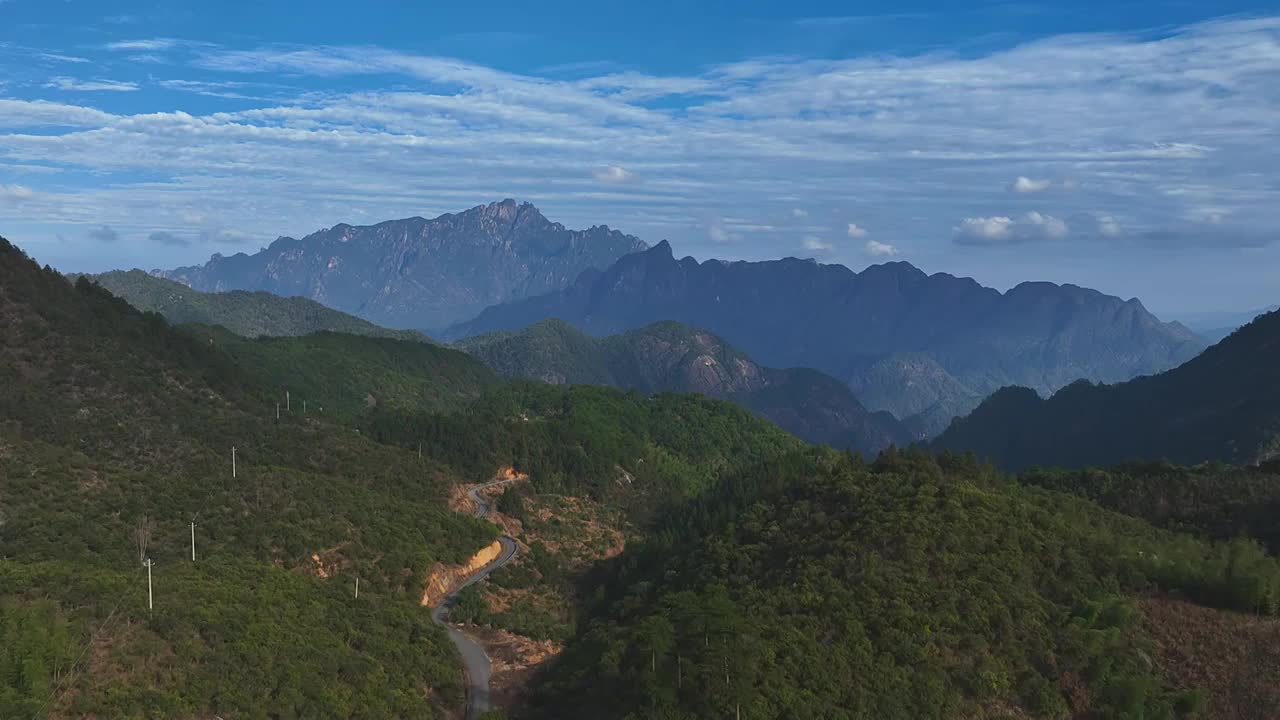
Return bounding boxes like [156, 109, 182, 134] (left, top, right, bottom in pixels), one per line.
[1181, 304, 1280, 344]
[458, 319, 911, 454]
[932, 308, 1280, 470]
[158, 199, 647, 330]
[83, 270, 430, 342]
[449, 241, 1205, 435]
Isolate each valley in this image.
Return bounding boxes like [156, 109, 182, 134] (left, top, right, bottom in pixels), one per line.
[430, 478, 521, 720]
[2, 200, 1277, 720]
[6, 5, 1280, 717]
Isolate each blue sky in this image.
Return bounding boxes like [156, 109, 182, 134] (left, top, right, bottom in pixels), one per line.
[1, 1, 1278, 318]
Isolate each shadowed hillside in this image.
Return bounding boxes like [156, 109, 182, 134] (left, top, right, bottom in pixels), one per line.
[934, 309, 1280, 470]
[458, 319, 911, 454]
[449, 242, 1204, 437]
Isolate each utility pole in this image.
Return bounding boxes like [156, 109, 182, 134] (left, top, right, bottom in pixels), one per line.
[303, 399, 307, 415]
[354, 577, 360, 599]
[276, 403, 280, 421]
[232, 446, 237, 478]
[145, 558, 154, 612]
[190, 519, 196, 562]
[286, 390, 291, 412]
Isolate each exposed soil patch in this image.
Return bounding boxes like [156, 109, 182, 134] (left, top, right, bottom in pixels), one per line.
[466, 626, 562, 710]
[1140, 595, 1280, 719]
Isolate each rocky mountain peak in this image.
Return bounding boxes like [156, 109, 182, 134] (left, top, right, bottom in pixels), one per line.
[477, 198, 523, 223]
[156, 200, 646, 331]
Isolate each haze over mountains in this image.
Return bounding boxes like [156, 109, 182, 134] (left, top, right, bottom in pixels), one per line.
[86, 270, 431, 343]
[450, 234, 1206, 436]
[933, 309, 1280, 470]
[150, 200, 1213, 437]
[1180, 305, 1280, 344]
[460, 319, 911, 454]
[158, 199, 647, 331]
[89, 265, 909, 453]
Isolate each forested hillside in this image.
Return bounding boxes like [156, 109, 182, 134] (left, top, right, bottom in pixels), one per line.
[189, 324, 499, 423]
[527, 449, 1280, 719]
[1020, 462, 1280, 554]
[7, 234, 1280, 720]
[933, 309, 1280, 470]
[366, 381, 800, 504]
[458, 319, 910, 454]
[0, 236, 800, 718]
[84, 269, 432, 342]
[0, 237, 497, 718]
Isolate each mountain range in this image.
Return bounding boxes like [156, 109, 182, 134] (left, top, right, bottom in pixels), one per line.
[449, 238, 1206, 436]
[82, 269, 907, 453]
[158, 199, 646, 331]
[458, 319, 911, 454]
[933, 308, 1280, 470]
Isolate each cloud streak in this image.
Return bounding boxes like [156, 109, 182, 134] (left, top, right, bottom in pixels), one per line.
[44, 77, 139, 92]
[105, 38, 179, 51]
[0, 15, 1276, 311]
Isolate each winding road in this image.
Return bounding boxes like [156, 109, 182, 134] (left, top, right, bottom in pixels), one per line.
[432, 479, 519, 720]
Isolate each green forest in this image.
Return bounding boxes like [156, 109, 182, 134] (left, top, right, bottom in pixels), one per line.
[0, 238, 797, 718]
[364, 382, 799, 503]
[3, 235, 1280, 719]
[84, 269, 431, 343]
[527, 449, 1280, 719]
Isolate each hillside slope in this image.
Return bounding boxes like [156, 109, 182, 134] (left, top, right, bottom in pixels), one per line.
[0, 236, 497, 719]
[85, 269, 430, 341]
[933, 309, 1280, 470]
[458, 319, 910, 454]
[160, 199, 647, 330]
[2, 235, 805, 718]
[188, 325, 498, 423]
[449, 242, 1204, 436]
[526, 448, 1280, 719]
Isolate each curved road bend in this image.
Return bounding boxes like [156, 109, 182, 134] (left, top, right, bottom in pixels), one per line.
[432, 479, 519, 720]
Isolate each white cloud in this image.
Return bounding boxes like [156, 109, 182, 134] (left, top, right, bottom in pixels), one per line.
[0, 14, 1276, 287]
[1012, 176, 1052, 193]
[45, 77, 139, 92]
[592, 164, 638, 184]
[802, 235, 832, 251]
[0, 184, 33, 201]
[791, 208, 808, 218]
[864, 239, 899, 257]
[1097, 215, 1122, 238]
[1023, 211, 1068, 239]
[955, 212, 1068, 244]
[956, 216, 1014, 242]
[846, 223, 868, 238]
